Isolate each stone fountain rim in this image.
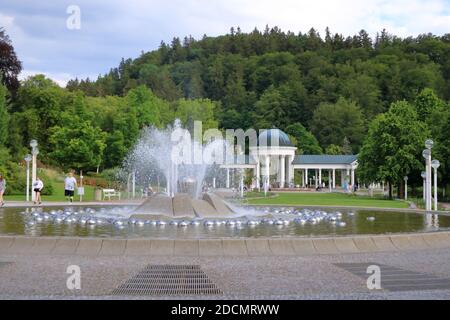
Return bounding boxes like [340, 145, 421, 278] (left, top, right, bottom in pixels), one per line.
[0, 231, 449, 256]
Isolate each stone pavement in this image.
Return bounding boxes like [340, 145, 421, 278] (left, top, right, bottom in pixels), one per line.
[1, 247, 450, 299]
[1, 232, 450, 299]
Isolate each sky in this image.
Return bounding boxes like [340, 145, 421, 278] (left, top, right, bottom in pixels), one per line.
[0, 0, 449, 86]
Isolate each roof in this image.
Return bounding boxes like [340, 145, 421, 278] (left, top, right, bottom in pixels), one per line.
[294, 155, 358, 165]
[258, 129, 294, 147]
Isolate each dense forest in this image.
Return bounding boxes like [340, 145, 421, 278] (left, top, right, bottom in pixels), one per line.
[0, 26, 449, 196]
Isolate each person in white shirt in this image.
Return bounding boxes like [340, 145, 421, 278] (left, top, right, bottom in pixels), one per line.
[64, 172, 78, 203]
[33, 177, 44, 205]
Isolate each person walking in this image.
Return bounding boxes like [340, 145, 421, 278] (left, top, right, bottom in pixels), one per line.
[33, 177, 44, 205]
[0, 174, 6, 207]
[64, 172, 78, 203]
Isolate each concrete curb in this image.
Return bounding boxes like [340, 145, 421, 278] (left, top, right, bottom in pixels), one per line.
[0, 232, 449, 257]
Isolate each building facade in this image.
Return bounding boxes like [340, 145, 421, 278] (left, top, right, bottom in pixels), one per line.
[221, 129, 358, 190]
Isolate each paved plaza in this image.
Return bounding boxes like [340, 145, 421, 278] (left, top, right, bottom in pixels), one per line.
[1, 234, 450, 300]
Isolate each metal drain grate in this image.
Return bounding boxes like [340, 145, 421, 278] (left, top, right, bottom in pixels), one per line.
[335, 263, 450, 292]
[112, 265, 223, 296]
[0, 262, 12, 268]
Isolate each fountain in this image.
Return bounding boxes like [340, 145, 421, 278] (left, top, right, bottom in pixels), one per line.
[122, 120, 235, 218]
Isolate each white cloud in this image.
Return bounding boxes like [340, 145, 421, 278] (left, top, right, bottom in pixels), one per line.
[1, 0, 449, 86]
[19, 70, 95, 87]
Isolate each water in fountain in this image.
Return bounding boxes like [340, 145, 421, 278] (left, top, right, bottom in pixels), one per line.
[120, 120, 234, 217]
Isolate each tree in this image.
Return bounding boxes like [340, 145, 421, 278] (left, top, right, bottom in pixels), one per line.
[48, 121, 106, 171]
[429, 100, 450, 192]
[414, 88, 445, 121]
[103, 130, 127, 168]
[254, 86, 288, 129]
[174, 99, 219, 131]
[125, 85, 172, 128]
[0, 83, 8, 146]
[0, 28, 22, 93]
[310, 97, 366, 152]
[285, 123, 322, 154]
[325, 145, 343, 155]
[342, 137, 353, 155]
[357, 101, 429, 199]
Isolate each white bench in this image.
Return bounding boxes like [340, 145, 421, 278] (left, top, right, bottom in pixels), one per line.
[102, 189, 121, 201]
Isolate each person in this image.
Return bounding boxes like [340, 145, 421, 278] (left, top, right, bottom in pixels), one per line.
[0, 174, 6, 207]
[33, 177, 44, 205]
[64, 172, 78, 203]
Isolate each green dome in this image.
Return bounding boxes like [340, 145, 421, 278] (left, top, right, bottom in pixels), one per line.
[258, 129, 294, 147]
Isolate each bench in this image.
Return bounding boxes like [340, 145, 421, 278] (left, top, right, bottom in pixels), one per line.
[102, 189, 121, 201]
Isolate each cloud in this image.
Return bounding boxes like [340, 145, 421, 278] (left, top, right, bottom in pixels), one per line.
[1, 0, 449, 87]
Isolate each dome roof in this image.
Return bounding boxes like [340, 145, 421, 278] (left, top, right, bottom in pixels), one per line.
[258, 129, 294, 147]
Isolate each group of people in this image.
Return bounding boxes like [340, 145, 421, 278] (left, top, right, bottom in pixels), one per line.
[0, 172, 78, 206]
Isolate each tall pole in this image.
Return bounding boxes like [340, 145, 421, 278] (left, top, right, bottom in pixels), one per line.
[432, 160, 440, 211]
[132, 171, 136, 199]
[30, 140, 38, 202]
[404, 177, 408, 201]
[79, 170, 83, 202]
[240, 171, 244, 198]
[26, 161, 30, 202]
[24, 155, 31, 202]
[427, 153, 432, 211]
[423, 178, 426, 201]
[434, 167, 438, 211]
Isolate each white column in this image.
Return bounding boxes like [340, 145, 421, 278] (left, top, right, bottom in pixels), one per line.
[328, 170, 332, 191]
[226, 168, 230, 189]
[285, 156, 291, 187]
[289, 156, 294, 186]
[26, 162, 30, 202]
[31, 154, 37, 201]
[315, 170, 318, 188]
[423, 179, 426, 201]
[434, 168, 438, 211]
[132, 171, 136, 199]
[256, 161, 260, 192]
[405, 179, 408, 201]
[332, 169, 336, 189]
[351, 168, 355, 187]
[265, 156, 270, 188]
[280, 155, 286, 188]
[319, 169, 322, 186]
[427, 154, 432, 211]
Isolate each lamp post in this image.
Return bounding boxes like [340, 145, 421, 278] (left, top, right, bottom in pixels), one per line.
[425, 139, 434, 211]
[421, 171, 427, 202]
[30, 140, 39, 202]
[431, 160, 440, 211]
[404, 176, 408, 201]
[24, 154, 32, 202]
[423, 146, 433, 211]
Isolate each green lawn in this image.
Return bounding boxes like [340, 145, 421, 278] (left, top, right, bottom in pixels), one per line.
[245, 192, 409, 209]
[5, 182, 97, 202]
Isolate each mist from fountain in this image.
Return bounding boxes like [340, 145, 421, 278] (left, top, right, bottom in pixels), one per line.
[121, 119, 226, 200]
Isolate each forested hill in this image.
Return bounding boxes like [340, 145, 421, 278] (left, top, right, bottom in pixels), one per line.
[67, 27, 450, 131]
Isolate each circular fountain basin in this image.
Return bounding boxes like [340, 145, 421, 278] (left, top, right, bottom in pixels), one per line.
[0, 205, 449, 239]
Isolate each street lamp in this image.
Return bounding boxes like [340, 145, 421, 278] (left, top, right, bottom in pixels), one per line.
[30, 140, 39, 202]
[431, 160, 440, 211]
[404, 176, 408, 201]
[421, 171, 427, 202]
[24, 154, 32, 202]
[423, 143, 433, 211]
